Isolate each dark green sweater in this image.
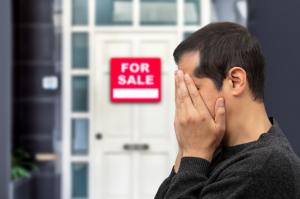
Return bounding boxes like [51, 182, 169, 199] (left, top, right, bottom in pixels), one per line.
[154, 117, 300, 199]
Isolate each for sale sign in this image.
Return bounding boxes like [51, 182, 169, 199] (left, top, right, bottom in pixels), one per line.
[110, 58, 161, 102]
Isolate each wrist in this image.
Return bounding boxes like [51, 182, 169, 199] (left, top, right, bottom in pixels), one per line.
[174, 150, 183, 173]
[182, 149, 213, 162]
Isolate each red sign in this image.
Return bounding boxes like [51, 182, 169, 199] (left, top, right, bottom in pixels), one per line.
[110, 58, 161, 102]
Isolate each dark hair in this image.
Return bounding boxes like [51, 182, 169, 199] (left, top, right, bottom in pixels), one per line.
[173, 22, 265, 101]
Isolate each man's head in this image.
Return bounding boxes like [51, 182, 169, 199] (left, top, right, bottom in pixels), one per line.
[173, 22, 266, 119]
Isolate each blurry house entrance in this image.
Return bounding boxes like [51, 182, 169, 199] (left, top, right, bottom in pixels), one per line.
[93, 31, 177, 199]
[63, 0, 209, 198]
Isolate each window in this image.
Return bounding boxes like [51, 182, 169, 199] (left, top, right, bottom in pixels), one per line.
[140, 0, 177, 25]
[72, 0, 88, 25]
[184, 32, 193, 39]
[72, 33, 89, 69]
[184, 0, 201, 25]
[72, 119, 89, 155]
[72, 163, 88, 199]
[96, 0, 133, 25]
[72, 76, 89, 112]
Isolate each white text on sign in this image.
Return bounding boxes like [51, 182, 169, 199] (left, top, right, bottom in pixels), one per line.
[118, 62, 154, 85]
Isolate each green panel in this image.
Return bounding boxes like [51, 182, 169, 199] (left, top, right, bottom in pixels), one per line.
[140, 0, 177, 25]
[72, 76, 89, 112]
[184, 0, 201, 25]
[72, 33, 89, 69]
[184, 32, 193, 39]
[72, 163, 88, 199]
[96, 0, 133, 25]
[72, 0, 88, 25]
[72, 119, 89, 155]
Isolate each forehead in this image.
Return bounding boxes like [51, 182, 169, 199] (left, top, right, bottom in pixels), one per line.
[176, 51, 218, 90]
[177, 51, 200, 76]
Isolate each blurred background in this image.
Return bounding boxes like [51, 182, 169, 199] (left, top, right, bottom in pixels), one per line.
[1, 0, 300, 198]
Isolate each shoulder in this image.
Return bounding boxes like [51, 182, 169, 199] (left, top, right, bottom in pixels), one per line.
[217, 145, 299, 198]
[220, 141, 300, 179]
[253, 146, 300, 198]
[245, 144, 298, 193]
[249, 135, 300, 175]
[241, 141, 300, 175]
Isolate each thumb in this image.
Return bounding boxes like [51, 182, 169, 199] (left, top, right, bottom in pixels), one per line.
[214, 97, 226, 132]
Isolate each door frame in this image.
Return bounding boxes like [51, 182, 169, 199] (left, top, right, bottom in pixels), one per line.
[62, 0, 212, 198]
[92, 31, 179, 199]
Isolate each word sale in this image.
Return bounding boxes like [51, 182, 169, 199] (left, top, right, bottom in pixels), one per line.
[118, 62, 154, 85]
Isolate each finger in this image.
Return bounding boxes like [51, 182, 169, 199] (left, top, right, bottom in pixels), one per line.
[214, 97, 226, 132]
[174, 70, 179, 108]
[175, 70, 188, 121]
[183, 73, 210, 115]
[175, 71, 181, 119]
[177, 70, 194, 109]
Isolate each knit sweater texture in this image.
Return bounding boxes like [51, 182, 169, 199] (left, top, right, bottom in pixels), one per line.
[154, 117, 300, 199]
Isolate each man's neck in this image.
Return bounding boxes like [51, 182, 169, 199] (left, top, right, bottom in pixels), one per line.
[222, 101, 272, 147]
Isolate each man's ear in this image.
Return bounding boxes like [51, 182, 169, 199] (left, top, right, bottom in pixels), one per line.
[226, 67, 247, 97]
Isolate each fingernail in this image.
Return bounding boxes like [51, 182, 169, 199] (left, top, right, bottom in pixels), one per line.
[184, 74, 189, 80]
[177, 70, 183, 76]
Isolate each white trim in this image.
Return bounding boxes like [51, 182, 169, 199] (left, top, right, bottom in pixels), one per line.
[202, 0, 212, 26]
[62, 0, 71, 198]
[70, 156, 90, 162]
[133, 0, 140, 28]
[70, 26, 90, 31]
[62, 0, 212, 198]
[183, 25, 205, 31]
[113, 88, 159, 99]
[70, 113, 90, 118]
[177, 0, 184, 42]
[71, 70, 91, 75]
[93, 26, 182, 32]
[88, 0, 95, 196]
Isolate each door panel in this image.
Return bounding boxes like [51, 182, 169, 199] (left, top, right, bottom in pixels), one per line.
[103, 153, 132, 198]
[138, 74, 170, 139]
[103, 41, 134, 70]
[139, 153, 170, 198]
[93, 32, 178, 199]
[102, 75, 133, 138]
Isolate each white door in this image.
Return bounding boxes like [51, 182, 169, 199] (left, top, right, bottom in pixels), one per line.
[92, 31, 179, 199]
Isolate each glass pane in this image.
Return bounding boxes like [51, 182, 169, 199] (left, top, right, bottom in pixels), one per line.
[96, 0, 133, 25]
[72, 33, 89, 69]
[72, 119, 89, 155]
[72, 0, 88, 25]
[72, 163, 88, 199]
[184, 0, 201, 25]
[184, 32, 193, 39]
[72, 76, 89, 112]
[140, 0, 177, 25]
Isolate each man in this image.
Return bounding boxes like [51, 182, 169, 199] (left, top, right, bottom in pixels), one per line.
[154, 22, 300, 199]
